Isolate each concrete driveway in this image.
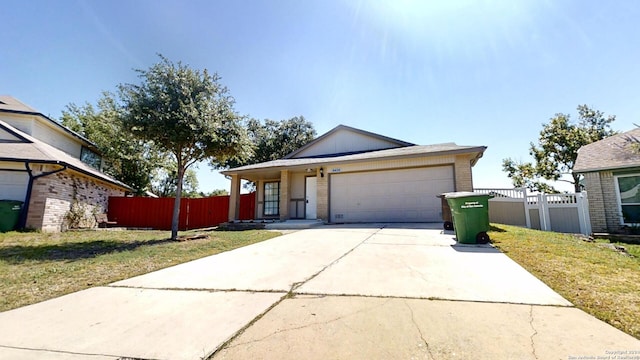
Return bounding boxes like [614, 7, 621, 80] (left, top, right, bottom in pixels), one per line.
[0, 224, 637, 359]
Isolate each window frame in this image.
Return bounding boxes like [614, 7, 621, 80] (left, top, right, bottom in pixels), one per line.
[614, 173, 640, 225]
[80, 146, 102, 170]
[263, 181, 280, 217]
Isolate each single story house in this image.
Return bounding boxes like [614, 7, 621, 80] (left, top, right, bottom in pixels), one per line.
[574, 127, 640, 233]
[222, 125, 486, 223]
[0, 96, 131, 232]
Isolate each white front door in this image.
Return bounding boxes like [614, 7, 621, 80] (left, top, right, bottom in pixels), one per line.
[305, 176, 317, 219]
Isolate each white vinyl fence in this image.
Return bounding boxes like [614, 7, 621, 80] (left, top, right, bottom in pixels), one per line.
[474, 188, 592, 235]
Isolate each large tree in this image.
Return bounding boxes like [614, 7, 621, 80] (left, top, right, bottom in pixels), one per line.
[150, 166, 200, 198]
[60, 92, 163, 194]
[222, 116, 316, 168]
[503, 105, 617, 193]
[119, 55, 250, 239]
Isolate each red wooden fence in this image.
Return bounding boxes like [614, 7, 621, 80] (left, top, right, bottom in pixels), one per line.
[107, 193, 255, 230]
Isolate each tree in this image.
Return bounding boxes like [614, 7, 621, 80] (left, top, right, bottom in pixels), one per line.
[150, 166, 200, 198]
[222, 116, 316, 168]
[119, 55, 250, 239]
[199, 189, 229, 197]
[503, 105, 617, 193]
[60, 92, 163, 194]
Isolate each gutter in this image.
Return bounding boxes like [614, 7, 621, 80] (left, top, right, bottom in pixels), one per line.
[221, 146, 488, 176]
[0, 157, 132, 191]
[17, 161, 67, 229]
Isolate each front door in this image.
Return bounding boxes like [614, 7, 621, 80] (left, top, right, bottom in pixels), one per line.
[305, 176, 317, 219]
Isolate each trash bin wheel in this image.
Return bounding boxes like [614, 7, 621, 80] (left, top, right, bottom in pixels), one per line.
[476, 231, 490, 244]
[443, 221, 454, 231]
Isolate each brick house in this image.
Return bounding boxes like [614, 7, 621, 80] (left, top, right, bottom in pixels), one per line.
[574, 128, 640, 233]
[222, 125, 486, 223]
[0, 96, 131, 232]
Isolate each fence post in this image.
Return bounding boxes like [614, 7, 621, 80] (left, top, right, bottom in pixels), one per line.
[522, 188, 532, 229]
[539, 193, 551, 231]
[576, 191, 592, 235]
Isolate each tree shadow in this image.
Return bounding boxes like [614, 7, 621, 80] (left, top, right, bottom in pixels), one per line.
[0, 238, 175, 264]
[489, 225, 507, 232]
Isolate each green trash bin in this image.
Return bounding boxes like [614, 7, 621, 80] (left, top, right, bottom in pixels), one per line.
[444, 192, 492, 244]
[0, 200, 23, 232]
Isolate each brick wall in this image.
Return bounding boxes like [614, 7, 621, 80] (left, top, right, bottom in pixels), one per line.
[583, 172, 607, 232]
[26, 165, 125, 232]
[600, 171, 622, 232]
[454, 155, 473, 191]
[583, 171, 624, 233]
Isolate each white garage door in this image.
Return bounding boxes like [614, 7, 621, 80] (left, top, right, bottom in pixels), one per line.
[0, 171, 28, 201]
[330, 166, 454, 223]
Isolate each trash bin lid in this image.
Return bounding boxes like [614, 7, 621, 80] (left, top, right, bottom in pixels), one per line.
[441, 191, 493, 199]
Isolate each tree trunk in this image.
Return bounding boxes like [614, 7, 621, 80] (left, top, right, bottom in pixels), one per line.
[573, 173, 582, 193]
[171, 163, 185, 240]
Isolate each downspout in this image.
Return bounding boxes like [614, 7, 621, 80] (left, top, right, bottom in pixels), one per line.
[18, 161, 67, 230]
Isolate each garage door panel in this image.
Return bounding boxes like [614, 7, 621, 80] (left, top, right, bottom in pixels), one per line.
[330, 166, 455, 223]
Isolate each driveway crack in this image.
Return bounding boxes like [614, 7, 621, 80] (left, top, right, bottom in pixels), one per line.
[403, 300, 435, 360]
[224, 298, 393, 349]
[529, 305, 538, 359]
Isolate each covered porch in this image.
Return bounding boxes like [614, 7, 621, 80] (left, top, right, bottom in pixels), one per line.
[226, 166, 326, 223]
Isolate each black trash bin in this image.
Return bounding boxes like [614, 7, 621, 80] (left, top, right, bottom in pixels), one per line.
[437, 194, 454, 230]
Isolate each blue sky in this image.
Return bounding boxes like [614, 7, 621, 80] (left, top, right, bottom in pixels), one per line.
[3, 0, 639, 193]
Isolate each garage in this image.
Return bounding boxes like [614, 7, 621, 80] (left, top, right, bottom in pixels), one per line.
[329, 165, 455, 223]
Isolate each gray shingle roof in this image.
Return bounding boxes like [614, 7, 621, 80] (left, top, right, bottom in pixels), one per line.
[0, 120, 132, 191]
[0, 95, 98, 149]
[574, 128, 640, 173]
[222, 142, 486, 175]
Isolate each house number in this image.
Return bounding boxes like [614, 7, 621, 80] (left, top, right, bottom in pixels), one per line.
[332, 168, 341, 172]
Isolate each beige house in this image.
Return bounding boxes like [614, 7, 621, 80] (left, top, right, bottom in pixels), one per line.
[0, 96, 131, 232]
[222, 125, 486, 223]
[574, 128, 640, 233]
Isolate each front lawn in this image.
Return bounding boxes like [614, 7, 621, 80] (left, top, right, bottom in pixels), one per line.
[489, 224, 640, 339]
[0, 229, 280, 312]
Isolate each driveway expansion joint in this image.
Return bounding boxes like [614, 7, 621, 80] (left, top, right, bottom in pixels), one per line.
[207, 227, 386, 359]
[106, 284, 288, 294]
[0, 344, 126, 359]
[289, 225, 385, 293]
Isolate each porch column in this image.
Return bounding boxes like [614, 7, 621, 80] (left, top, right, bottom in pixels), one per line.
[316, 168, 329, 221]
[279, 170, 290, 221]
[228, 174, 241, 222]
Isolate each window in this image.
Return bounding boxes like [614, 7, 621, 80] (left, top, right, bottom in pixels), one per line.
[80, 146, 102, 169]
[264, 181, 280, 216]
[616, 174, 640, 224]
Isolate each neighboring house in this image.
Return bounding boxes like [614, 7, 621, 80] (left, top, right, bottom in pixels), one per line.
[574, 128, 640, 233]
[0, 96, 131, 232]
[222, 125, 486, 223]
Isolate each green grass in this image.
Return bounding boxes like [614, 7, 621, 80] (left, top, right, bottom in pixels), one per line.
[0, 229, 280, 312]
[489, 224, 640, 339]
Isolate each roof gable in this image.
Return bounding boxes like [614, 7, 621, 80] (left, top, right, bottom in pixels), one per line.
[0, 95, 98, 150]
[574, 128, 640, 173]
[0, 119, 131, 191]
[0, 123, 30, 142]
[285, 125, 414, 159]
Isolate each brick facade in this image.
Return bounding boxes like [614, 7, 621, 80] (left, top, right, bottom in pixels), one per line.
[454, 154, 474, 191]
[26, 165, 125, 232]
[583, 170, 625, 233]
